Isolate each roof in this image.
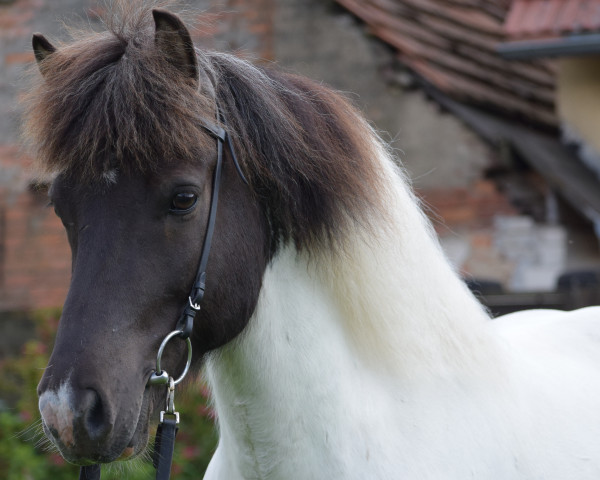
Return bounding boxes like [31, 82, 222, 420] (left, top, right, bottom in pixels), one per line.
[334, 0, 600, 225]
[335, 0, 558, 128]
[499, 0, 600, 58]
[505, 0, 600, 40]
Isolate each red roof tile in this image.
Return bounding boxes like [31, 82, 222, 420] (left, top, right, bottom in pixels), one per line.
[505, 0, 600, 40]
[335, 0, 557, 127]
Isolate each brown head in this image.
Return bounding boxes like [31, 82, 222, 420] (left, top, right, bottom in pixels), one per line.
[25, 1, 383, 465]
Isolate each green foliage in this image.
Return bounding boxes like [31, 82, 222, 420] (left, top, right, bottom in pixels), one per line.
[0, 309, 217, 479]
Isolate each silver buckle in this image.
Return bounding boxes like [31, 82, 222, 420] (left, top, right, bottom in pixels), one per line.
[188, 296, 201, 311]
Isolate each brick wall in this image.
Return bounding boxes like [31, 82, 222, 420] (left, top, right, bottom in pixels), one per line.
[0, 186, 71, 310]
[1, 0, 53, 310]
[420, 180, 517, 232]
[420, 180, 520, 287]
[0, 142, 71, 310]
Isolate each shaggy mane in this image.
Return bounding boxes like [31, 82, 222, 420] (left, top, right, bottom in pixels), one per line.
[23, 1, 216, 180]
[23, 0, 387, 251]
[207, 52, 387, 249]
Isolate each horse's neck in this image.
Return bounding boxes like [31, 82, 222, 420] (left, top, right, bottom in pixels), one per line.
[204, 161, 501, 478]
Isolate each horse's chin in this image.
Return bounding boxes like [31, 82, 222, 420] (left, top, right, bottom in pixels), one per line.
[114, 412, 153, 463]
[52, 422, 151, 466]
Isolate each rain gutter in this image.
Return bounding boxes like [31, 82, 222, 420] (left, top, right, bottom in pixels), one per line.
[497, 33, 600, 60]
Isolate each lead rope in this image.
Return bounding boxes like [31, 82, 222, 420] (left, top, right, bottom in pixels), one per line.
[79, 465, 101, 480]
[149, 329, 192, 480]
[78, 113, 247, 480]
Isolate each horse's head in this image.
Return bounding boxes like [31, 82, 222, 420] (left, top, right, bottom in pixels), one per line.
[31, 8, 269, 464]
[27, 0, 383, 464]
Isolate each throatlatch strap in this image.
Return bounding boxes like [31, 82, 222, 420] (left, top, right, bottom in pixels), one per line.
[153, 418, 179, 480]
[79, 464, 101, 480]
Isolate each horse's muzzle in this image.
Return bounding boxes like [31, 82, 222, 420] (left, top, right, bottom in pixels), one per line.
[39, 383, 115, 463]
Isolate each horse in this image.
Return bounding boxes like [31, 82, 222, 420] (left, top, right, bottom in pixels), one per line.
[24, 2, 600, 478]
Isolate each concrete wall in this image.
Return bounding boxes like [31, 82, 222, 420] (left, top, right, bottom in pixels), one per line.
[273, 0, 495, 190]
[557, 56, 600, 177]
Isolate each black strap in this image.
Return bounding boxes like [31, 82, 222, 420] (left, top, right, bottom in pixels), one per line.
[192, 126, 224, 304]
[221, 117, 248, 185]
[199, 118, 247, 184]
[175, 124, 223, 338]
[153, 418, 179, 480]
[176, 116, 247, 339]
[79, 464, 101, 480]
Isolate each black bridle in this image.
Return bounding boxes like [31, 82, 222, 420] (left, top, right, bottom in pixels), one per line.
[79, 113, 247, 480]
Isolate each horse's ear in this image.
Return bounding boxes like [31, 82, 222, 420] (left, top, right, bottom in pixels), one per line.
[152, 9, 199, 84]
[32, 33, 56, 73]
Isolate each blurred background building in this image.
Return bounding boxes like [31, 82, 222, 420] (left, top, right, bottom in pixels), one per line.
[2, 0, 600, 333]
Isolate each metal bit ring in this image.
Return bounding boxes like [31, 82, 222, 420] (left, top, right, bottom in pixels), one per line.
[148, 330, 192, 386]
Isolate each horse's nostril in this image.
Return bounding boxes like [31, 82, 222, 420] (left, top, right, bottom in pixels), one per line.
[80, 389, 110, 441]
[40, 385, 115, 459]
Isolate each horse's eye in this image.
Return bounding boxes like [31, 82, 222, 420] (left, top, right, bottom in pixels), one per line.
[170, 192, 198, 213]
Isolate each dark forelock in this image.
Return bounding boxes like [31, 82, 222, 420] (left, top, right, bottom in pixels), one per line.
[23, 1, 216, 181]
